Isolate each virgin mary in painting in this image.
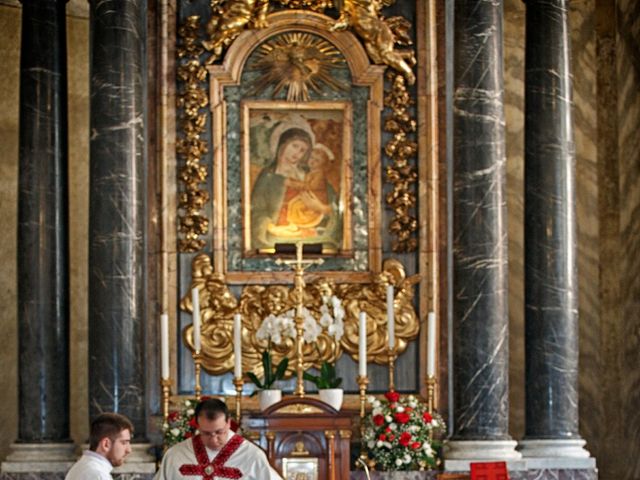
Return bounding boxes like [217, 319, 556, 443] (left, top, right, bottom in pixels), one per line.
[249, 120, 342, 250]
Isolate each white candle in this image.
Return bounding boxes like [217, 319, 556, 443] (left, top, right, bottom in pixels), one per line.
[427, 311, 436, 377]
[160, 313, 170, 380]
[234, 313, 242, 379]
[386, 285, 395, 349]
[192, 287, 201, 352]
[296, 242, 303, 264]
[358, 311, 367, 377]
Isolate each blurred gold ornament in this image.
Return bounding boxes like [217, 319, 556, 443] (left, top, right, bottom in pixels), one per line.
[275, 0, 332, 12]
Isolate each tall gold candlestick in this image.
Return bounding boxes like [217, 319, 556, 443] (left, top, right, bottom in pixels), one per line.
[294, 314, 305, 397]
[387, 346, 398, 391]
[357, 375, 369, 464]
[426, 375, 436, 414]
[276, 243, 323, 398]
[233, 377, 244, 421]
[161, 378, 172, 421]
[193, 351, 202, 401]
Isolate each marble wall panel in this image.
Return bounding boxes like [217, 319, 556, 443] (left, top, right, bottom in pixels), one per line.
[66, 14, 90, 447]
[0, 4, 20, 462]
[569, 0, 601, 457]
[504, 0, 526, 441]
[617, 0, 640, 477]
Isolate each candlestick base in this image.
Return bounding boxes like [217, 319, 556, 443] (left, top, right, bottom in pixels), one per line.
[192, 351, 202, 402]
[386, 346, 398, 391]
[233, 377, 244, 422]
[426, 375, 436, 414]
[161, 378, 172, 421]
[357, 375, 369, 463]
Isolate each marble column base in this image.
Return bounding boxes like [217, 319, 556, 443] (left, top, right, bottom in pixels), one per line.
[518, 439, 595, 468]
[112, 443, 156, 474]
[1, 443, 76, 473]
[444, 440, 524, 471]
[78, 442, 155, 474]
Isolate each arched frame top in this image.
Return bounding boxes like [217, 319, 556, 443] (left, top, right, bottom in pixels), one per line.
[207, 10, 385, 284]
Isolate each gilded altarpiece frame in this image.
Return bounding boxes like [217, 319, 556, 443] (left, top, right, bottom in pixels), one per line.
[166, 2, 443, 403]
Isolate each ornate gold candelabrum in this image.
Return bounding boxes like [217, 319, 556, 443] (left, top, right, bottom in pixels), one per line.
[357, 375, 369, 465]
[426, 375, 436, 414]
[387, 346, 397, 391]
[275, 242, 323, 398]
[192, 351, 202, 401]
[233, 377, 244, 421]
[161, 378, 172, 421]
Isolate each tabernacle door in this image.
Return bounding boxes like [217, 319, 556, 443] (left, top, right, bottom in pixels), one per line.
[245, 397, 353, 480]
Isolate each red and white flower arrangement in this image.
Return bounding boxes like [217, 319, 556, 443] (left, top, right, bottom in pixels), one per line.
[363, 391, 445, 470]
[162, 398, 199, 447]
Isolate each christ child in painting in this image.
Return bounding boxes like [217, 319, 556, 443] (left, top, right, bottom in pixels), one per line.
[285, 143, 334, 229]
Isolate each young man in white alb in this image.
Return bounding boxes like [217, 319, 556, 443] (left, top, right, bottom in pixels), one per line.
[65, 412, 133, 480]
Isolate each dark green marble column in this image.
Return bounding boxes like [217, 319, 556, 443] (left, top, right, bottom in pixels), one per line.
[17, 0, 71, 445]
[520, 0, 592, 461]
[88, 0, 149, 443]
[445, 0, 520, 464]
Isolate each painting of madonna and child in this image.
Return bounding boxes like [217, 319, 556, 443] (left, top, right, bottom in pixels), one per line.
[242, 103, 353, 255]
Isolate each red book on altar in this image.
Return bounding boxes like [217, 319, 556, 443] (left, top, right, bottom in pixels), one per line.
[470, 461, 509, 480]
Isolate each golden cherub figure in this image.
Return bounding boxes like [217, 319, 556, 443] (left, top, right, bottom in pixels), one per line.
[332, 0, 416, 85]
[202, 0, 270, 63]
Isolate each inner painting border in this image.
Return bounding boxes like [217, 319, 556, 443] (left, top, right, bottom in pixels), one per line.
[241, 100, 353, 257]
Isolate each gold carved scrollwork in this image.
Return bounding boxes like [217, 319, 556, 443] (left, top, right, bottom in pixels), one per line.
[177, 16, 210, 252]
[384, 72, 418, 252]
[181, 255, 420, 376]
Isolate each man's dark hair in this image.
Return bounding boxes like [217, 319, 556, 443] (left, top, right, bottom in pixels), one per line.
[89, 413, 134, 451]
[195, 398, 229, 422]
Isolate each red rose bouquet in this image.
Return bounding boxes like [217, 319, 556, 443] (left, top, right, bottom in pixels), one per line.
[162, 398, 199, 447]
[363, 391, 445, 470]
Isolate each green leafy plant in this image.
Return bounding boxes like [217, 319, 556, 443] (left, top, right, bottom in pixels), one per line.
[247, 350, 289, 393]
[303, 360, 343, 389]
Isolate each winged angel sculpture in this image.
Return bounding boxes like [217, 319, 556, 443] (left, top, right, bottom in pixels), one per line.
[332, 0, 416, 85]
[203, 0, 271, 62]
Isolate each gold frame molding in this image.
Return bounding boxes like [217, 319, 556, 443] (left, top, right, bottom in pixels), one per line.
[207, 10, 385, 284]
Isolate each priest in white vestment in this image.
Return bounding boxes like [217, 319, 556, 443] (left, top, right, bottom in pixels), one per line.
[155, 398, 282, 480]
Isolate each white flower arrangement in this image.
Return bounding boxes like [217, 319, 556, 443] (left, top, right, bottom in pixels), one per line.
[256, 295, 345, 346]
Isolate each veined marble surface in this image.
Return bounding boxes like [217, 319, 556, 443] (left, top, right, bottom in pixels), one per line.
[349, 469, 597, 480]
[0, 470, 598, 480]
[0, 475, 153, 480]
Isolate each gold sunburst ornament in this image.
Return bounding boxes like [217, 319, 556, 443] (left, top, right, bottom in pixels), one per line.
[246, 32, 348, 101]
